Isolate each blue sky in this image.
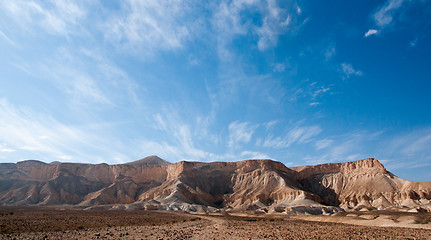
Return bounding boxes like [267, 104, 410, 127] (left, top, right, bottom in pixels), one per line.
[1, 0, 431, 181]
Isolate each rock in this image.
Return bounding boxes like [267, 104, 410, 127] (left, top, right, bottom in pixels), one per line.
[0, 157, 430, 213]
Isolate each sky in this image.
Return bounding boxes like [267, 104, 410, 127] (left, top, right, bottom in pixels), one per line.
[0, 0, 431, 181]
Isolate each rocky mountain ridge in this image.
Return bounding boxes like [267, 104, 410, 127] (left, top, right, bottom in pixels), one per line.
[0, 156, 430, 214]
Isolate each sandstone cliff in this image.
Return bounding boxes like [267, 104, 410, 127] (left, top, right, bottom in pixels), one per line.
[291, 158, 431, 211]
[0, 157, 429, 214]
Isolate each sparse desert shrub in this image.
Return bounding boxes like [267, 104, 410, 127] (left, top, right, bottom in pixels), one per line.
[243, 218, 258, 222]
[415, 215, 431, 224]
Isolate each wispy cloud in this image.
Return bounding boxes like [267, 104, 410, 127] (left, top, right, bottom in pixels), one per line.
[264, 120, 279, 130]
[256, 0, 292, 51]
[149, 111, 220, 161]
[373, 0, 404, 28]
[389, 128, 431, 158]
[63, 74, 111, 104]
[0, 30, 19, 47]
[228, 121, 259, 148]
[364, 29, 379, 37]
[104, 0, 199, 55]
[341, 63, 363, 79]
[14, 46, 141, 108]
[213, 0, 302, 58]
[1, 0, 87, 36]
[241, 150, 270, 160]
[315, 139, 333, 150]
[273, 63, 286, 72]
[261, 125, 322, 149]
[0, 99, 130, 163]
[303, 131, 380, 165]
[0, 147, 16, 153]
[35, 53, 112, 105]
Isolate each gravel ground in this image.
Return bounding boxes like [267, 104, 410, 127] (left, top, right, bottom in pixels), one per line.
[1, 209, 430, 239]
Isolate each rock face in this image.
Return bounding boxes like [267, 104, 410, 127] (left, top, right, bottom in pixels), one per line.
[292, 158, 431, 211]
[0, 157, 430, 214]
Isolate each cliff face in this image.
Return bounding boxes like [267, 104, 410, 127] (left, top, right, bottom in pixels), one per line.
[292, 158, 431, 211]
[0, 157, 430, 214]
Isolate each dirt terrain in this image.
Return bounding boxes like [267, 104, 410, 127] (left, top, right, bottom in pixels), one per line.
[1, 208, 431, 239]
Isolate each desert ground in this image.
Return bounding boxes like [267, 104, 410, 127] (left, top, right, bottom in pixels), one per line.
[1, 207, 430, 239]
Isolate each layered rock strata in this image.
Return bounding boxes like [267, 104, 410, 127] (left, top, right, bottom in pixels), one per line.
[0, 156, 429, 214]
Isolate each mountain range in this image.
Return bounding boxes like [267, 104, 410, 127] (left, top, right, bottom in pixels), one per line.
[0, 156, 430, 214]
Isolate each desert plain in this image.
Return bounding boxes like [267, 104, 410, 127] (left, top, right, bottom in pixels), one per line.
[1, 207, 431, 240]
[1, 157, 431, 239]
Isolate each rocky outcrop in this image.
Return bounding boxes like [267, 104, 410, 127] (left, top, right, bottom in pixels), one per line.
[292, 158, 431, 211]
[0, 157, 430, 214]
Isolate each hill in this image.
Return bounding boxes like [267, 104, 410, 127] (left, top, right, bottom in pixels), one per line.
[0, 157, 429, 214]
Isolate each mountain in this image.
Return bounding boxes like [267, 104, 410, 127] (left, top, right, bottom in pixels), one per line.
[0, 157, 429, 214]
[292, 158, 431, 211]
[124, 155, 170, 166]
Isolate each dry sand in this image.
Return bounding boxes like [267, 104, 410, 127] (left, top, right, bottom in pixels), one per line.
[1, 208, 431, 239]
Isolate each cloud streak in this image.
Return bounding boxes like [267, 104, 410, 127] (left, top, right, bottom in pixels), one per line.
[1, 0, 87, 36]
[373, 0, 404, 28]
[213, 0, 302, 59]
[364, 29, 379, 37]
[0, 99, 130, 163]
[341, 63, 363, 79]
[261, 125, 322, 149]
[104, 0, 199, 55]
[228, 121, 259, 148]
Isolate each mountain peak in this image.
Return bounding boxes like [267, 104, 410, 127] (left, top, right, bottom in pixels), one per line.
[125, 155, 170, 166]
[17, 160, 47, 165]
[346, 158, 385, 170]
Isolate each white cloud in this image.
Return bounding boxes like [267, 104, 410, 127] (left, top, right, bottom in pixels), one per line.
[373, 0, 404, 28]
[312, 87, 330, 98]
[364, 29, 379, 37]
[1, 0, 86, 36]
[19, 47, 140, 107]
[80, 48, 140, 106]
[0, 149, 16, 153]
[67, 75, 111, 104]
[104, 0, 196, 55]
[0, 30, 19, 47]
[228, 121, 258, 148]
[256, 0, 292, 51]
[262, 125, 322, 149]
[265, 120, 278, 130]
[148, 111, 223, 161]
[273, 63, 286, 72]
[296, 6, 302, 15]
[0, 99, 130, 163]
[302, 130, 385, 166]
[341, 63, 363, 79]
[241, 151, 270, 159]
[390, 129, 431, 158]
[38, 60, 112, 105]
[315, 139, 333, 150]
[213, 0, 301, 57]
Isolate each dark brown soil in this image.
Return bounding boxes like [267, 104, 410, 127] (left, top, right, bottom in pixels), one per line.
[0, 207, 196, 234]
[0, 207, 430, 239]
